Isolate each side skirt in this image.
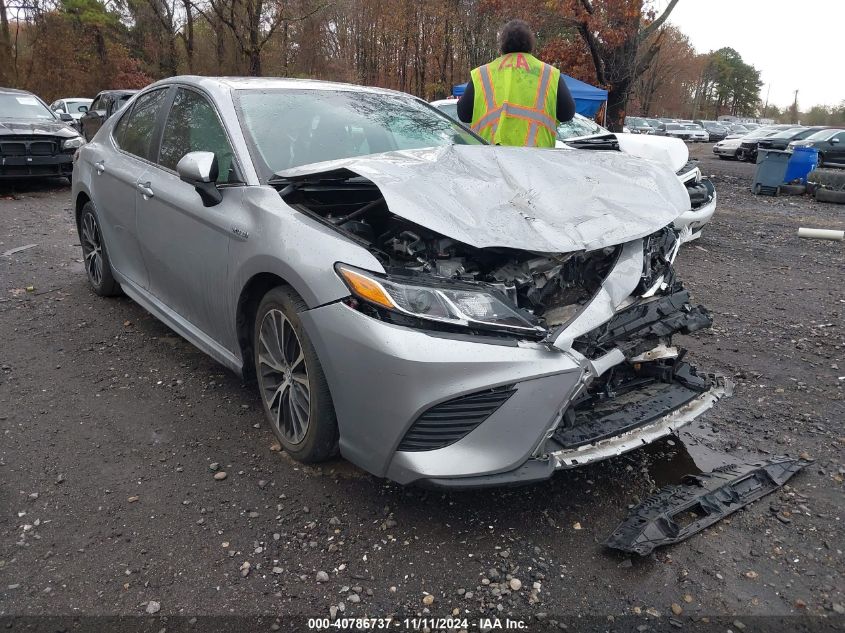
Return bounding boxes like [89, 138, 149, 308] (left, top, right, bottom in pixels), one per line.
[114, 272, 244, 376]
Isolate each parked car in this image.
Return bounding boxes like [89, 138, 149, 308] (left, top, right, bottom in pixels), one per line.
[73, 76, 728, 487]
[556, 113, 717, 240]
[681, 123, 709, 142]
[0, 87, 85, 179]
[644, 118, 667, 135]
[624, 116, 654, 134]
[79, 89, 138, 141]
[739, 126, 809, 162]
[789, 128, 845, 168]
[695, 120, 728, 141]
[757, 126, 830, 151]
[430, 98, 460, 122]
[50, 97, 93, 123]
[712, 127, 781, 160]
[664, 123, 694, 141]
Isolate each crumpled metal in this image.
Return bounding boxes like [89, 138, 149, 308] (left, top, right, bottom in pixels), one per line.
[276, 144, 691, 253]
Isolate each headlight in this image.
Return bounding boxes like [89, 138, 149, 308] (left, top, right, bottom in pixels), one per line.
[336, 264, 544, 335]
[62, 136, 85, 150]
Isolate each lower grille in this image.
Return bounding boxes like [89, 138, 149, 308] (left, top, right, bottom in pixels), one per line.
[397, 385, 516, 452]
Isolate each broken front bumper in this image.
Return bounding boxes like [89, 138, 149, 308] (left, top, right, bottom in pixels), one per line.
[300, 238, 727, 488]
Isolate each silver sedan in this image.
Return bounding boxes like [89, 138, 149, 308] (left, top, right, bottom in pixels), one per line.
[72, 76, 729, 487]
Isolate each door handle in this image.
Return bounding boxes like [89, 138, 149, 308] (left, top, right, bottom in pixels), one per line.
[137, 182, 155, 199]
[94, 160, 105, 175]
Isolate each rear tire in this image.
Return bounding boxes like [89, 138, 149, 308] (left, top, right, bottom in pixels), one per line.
[253, 286, 338, 462]
[78, 202, 120, 297]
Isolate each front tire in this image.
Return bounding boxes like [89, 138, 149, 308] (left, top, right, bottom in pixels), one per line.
[79, 202, 120, 296]
[254, 286, 338, 462]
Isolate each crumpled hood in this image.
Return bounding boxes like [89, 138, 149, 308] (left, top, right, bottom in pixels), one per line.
[277, 144, 690, 253]
[0, 119, 79, 138]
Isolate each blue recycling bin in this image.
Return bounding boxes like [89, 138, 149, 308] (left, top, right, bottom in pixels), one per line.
[784, 146, 819, 184]
[752, 149, 790, 195]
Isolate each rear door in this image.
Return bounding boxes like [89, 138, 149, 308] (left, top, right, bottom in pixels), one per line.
[136, 86, 245, 345]
[89, 87, 170, 290]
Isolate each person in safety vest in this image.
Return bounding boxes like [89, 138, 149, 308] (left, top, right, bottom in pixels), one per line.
[457, 19, 575, 147]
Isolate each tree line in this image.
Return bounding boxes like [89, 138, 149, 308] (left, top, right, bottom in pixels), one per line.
[3, 0, 837, 129]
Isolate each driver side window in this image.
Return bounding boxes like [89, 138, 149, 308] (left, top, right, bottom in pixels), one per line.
[158, 88, 239, 184]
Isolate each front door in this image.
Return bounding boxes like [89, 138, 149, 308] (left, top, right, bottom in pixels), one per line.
[827, 132, 845, 166]
[88, 88, 170, 289]
[136, 86, 244, 346]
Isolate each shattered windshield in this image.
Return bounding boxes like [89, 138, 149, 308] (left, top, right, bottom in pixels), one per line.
[0, 93, 55, 120]
[557, 114, 606, 140]
[236, 89, 482, 179]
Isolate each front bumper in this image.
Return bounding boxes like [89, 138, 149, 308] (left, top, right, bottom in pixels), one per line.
[712, 143, 739, 156]
[300, 245, 727, 487]
[0, 154, 74, 178]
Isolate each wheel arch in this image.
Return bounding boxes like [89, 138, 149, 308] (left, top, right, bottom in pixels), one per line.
[235, 272, 291, 381]
[75, 191, 92, 233]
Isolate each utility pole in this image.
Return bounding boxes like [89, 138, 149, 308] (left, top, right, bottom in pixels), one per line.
[792, 89, 799, 124]
[763, 83, 770, 118]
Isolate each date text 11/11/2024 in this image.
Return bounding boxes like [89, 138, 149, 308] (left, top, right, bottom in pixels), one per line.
[307, 617, 528, 630]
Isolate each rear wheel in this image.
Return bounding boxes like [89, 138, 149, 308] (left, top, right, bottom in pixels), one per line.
[79, 202, 120, 297]
[254, 286, 338, 462]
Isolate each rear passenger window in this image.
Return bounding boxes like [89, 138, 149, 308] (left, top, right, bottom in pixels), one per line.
[117, 89, 167, 160]
[158, 88, 238, 183]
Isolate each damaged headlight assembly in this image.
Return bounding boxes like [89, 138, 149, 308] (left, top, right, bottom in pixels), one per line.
[336, 264, 546, 336]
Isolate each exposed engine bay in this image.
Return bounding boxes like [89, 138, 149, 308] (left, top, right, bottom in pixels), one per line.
[278, 177, 626, 331]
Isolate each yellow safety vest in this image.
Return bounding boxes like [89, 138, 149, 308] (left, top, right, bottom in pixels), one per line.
[470, 53, 560, 147]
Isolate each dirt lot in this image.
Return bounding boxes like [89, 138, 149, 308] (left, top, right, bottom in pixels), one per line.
[1, 144, 843, 630]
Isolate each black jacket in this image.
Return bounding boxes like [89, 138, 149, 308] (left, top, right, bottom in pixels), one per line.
[456, 73, 576, 126]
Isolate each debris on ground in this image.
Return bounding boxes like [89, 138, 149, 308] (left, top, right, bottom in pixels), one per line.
[605, 457, 812, 555]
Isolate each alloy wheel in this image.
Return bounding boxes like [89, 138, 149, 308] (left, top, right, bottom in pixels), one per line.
[81, 212, 104, 287]
[257, 309, 311, 445]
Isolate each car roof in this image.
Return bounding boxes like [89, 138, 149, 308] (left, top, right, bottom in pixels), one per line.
[95, 89, 139, 97]
[60, 97, 92, 101]
[0, 87, 35, 96]
[151, 76, 414, 99]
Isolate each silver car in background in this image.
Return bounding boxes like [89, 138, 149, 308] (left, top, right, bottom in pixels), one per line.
[72, 76, 729, 488]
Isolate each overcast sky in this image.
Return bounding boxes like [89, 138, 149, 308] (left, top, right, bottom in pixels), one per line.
[662, 0, 844, 109]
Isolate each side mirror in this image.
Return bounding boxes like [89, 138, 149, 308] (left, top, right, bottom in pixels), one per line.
[831, 138, 840, 145]
[58, 112, 73, 122]
[177, 151, 223, 207]
[78, 105, 88, 113]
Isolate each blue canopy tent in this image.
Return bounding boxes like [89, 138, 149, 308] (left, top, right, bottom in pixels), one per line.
[452, 74, 607, 119]
[562, 75, 607, 118]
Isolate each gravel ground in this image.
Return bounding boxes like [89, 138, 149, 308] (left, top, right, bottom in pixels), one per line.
[1, 144, 843, 630]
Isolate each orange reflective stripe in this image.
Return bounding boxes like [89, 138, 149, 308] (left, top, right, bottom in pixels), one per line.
[473, 103, 555, 142]
[473, 106, 502, 131]
[534, 63, 553, 110]
[502, 103, 556, 131]
[479, 64, 497, 109]
[526, 122, 539, 147]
